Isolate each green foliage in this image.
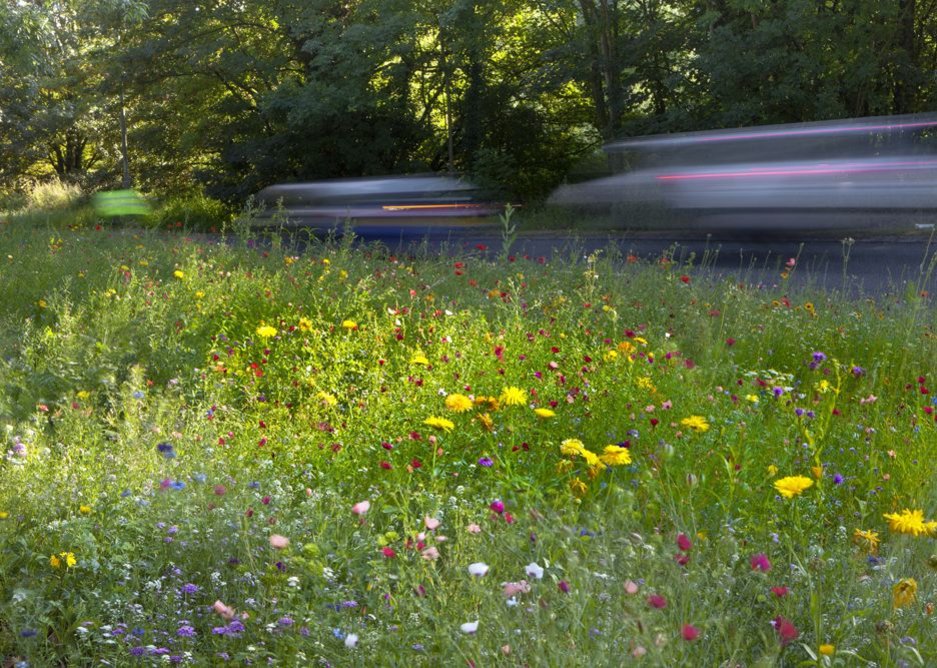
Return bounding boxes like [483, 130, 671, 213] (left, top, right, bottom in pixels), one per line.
[0, 224, 935, 664]
[144, 192, 231, 232]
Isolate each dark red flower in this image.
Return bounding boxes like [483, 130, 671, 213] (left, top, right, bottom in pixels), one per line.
[772, 616, 798, 644]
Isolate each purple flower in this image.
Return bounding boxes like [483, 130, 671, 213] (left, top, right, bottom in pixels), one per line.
[852, 366, 865, 377]
[180, 583, 198, 595]
[176, 625, 197, 637]
[772, 387, 784, 397]
[833, 473, 844, 484]
[157, 442, 176, 459]
[477, 457, 493, 467]
[19, 629, 37, 638]
[812, 352, 827, 363]
[795, 408, 805, 417]
[278, 617, 294, 626]
[490, 499, 505, 514]
[750, 553, 772, 572]
[130, 646, 146, 656]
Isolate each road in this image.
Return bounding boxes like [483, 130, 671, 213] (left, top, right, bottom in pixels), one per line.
[378, 230, 937, 297]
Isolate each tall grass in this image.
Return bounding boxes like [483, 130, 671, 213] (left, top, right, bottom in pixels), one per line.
[0, 220, 935, 666]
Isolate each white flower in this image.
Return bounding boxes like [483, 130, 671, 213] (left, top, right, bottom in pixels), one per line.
[468, 562, 489, 577]
[460, 621, 479, 634]
[344, 633, 359, 649]
[525, 562, 544, 580]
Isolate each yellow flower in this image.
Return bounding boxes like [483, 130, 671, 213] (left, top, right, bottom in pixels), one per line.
[555, 459, 574, 474]
[445, 393, 473, 413]
[569, 478, 588, 498]
[298, 317, 313, 331]
[617, 341, 635, 354]
[773, 475, 814, 499]
[818, 644, 835, 656]
[476, 412, 494, 432]
[600, 445, 632, 466]
[745, 394, 759, 403]
[811, 465, 823, 480]
[560, 439, 586, 457]
[580, 448, 605, 470]
[255, 325, 278, 339]
[534, 408, 555, 419]
[817, 379, 832, 394]
[636, 376, 656, 392]
[341, 319, 358, 330]
[423, 416, 455, 432]
[852, 528, 880, 555]
[37, 299, 47, 309]
[315, 391, 338, 407]
[680, 415, 710, 433]
[50, 554, 61, 568]
[893, 578, 917, 608]
[76, 390, 90, 400]
[0, 511, 8, 520]
[804, 301, 816, 316]
[194, 290, 205, 299]
[883, 509, 937, 537]
[499, 386, 527, 407]
[767, 464, 778, 477]
[410, 352, 430, 366]
[173, 270, 184, 279]
[603, 350, 618, 362]
[79, 505, 92, 515]
[474, 396, 500, 411]
[63, 552, 76, 568]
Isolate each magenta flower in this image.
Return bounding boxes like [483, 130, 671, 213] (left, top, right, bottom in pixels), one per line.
[750, 553, 772, 572]
[647, 594, 667, 609]
[681, 624, 700, 641]
[490, 499, 505, 514]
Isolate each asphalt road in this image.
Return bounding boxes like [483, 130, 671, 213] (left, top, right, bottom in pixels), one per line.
[372, 230, 937, 297]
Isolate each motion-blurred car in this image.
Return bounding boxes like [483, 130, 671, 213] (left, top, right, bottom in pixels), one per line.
[550, 114, 937, 228]
[253, 174, 502, 239]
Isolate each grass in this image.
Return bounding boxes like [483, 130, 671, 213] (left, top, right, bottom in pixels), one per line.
[0, 215, 935, 667]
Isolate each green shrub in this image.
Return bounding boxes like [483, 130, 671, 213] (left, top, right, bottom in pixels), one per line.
[145, 191, 231, 232]
[26, 180, 85, 211]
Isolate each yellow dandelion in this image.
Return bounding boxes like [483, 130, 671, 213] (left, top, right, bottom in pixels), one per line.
[636, 376, 656, 392]
[410, 352, 430, 366]
[255, 325, 278, 339]
[603, 350, 618, 362]
[476, 413, 494, 432]
[580, 448, 605, 470]
[534, 407, 556, 419]
[79, 505, 92, 515]
[423, 416, 455, 432]
[298, 317, 313, 332]
[194, 290, 205, 299]
[745, 394, 759, 403]
[76, 390, 90, 400]
[560, 439, 586, 457]
[883, 509, 937, 537]
[600, 445, 632, 466]
[773, 475, 814, 499]
[341, 319, 358, 330]
[893, 578, 917, 608]
[445, 393, 473, 413]
[0, 511, 8, 520]
[62, 552, 76, 568]
[173, 270, 184, 279]
[680, 415, 710, 433]
[50, 554, 61, 568]
[499, 386, 527, 407]
[852, 528, 880, 555]
[767, 464, 779, 477]
[818, 644, 835, 656]
[474, 396, 500, 411]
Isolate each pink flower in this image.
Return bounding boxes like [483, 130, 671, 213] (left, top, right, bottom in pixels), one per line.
[676, 533, 692, 552]
[490, 499, 505, 514]
[421, 546, 440, 561]
[557, 580, 570, 593]
[351, 500, 370, 515]
[213, 600, 236, 621]
[750, 553, 772, 572]
[624, 580, 640, 595]
[381, 547, 396, 558]
[466, 523, 482, 534]
[502, 581, 531, 597]
[681, 624, 700, 641]
[269, 534, 289, 549]
[424, 516, 441, 531]
[770, 586, 789, 598]
[647, 594, 667, 609]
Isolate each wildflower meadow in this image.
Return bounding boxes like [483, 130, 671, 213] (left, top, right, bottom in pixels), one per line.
[0, 221, 935, 666]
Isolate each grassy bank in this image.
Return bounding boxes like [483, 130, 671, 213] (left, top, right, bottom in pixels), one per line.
[0, 220, 935, 666]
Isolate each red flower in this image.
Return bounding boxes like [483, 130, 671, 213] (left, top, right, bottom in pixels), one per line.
[681, 624, 700, 641]
[647, 594, 667, 609]
[680, 275, 691, 284]
[770, 586, 789, 598]
[772, 616, 798, 644]
[676, 533, 692, 552]
[380, 461, 392, 470]
[381, 547, 396, 558]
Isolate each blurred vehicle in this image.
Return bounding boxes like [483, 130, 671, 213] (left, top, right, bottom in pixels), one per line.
[253, 174, 502, 238]
[550, 114, 937, 228]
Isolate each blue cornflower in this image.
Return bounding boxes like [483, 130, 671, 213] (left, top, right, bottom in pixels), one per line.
[132, 390, 145, 400]
[19, 629, 37, 638]
[169, 480, 186, 491]
[477, 456, 493, 467]
[833, 473, 844, 484]
[157, 442, 175, 459]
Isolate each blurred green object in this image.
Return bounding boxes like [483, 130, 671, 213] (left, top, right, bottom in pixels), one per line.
[93, 189, 150, 217]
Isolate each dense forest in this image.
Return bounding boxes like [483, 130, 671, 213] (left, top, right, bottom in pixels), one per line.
[1, 0, 935, 202]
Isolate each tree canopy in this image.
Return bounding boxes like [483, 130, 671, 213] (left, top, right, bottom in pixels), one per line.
[2, 0, 935, 202]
